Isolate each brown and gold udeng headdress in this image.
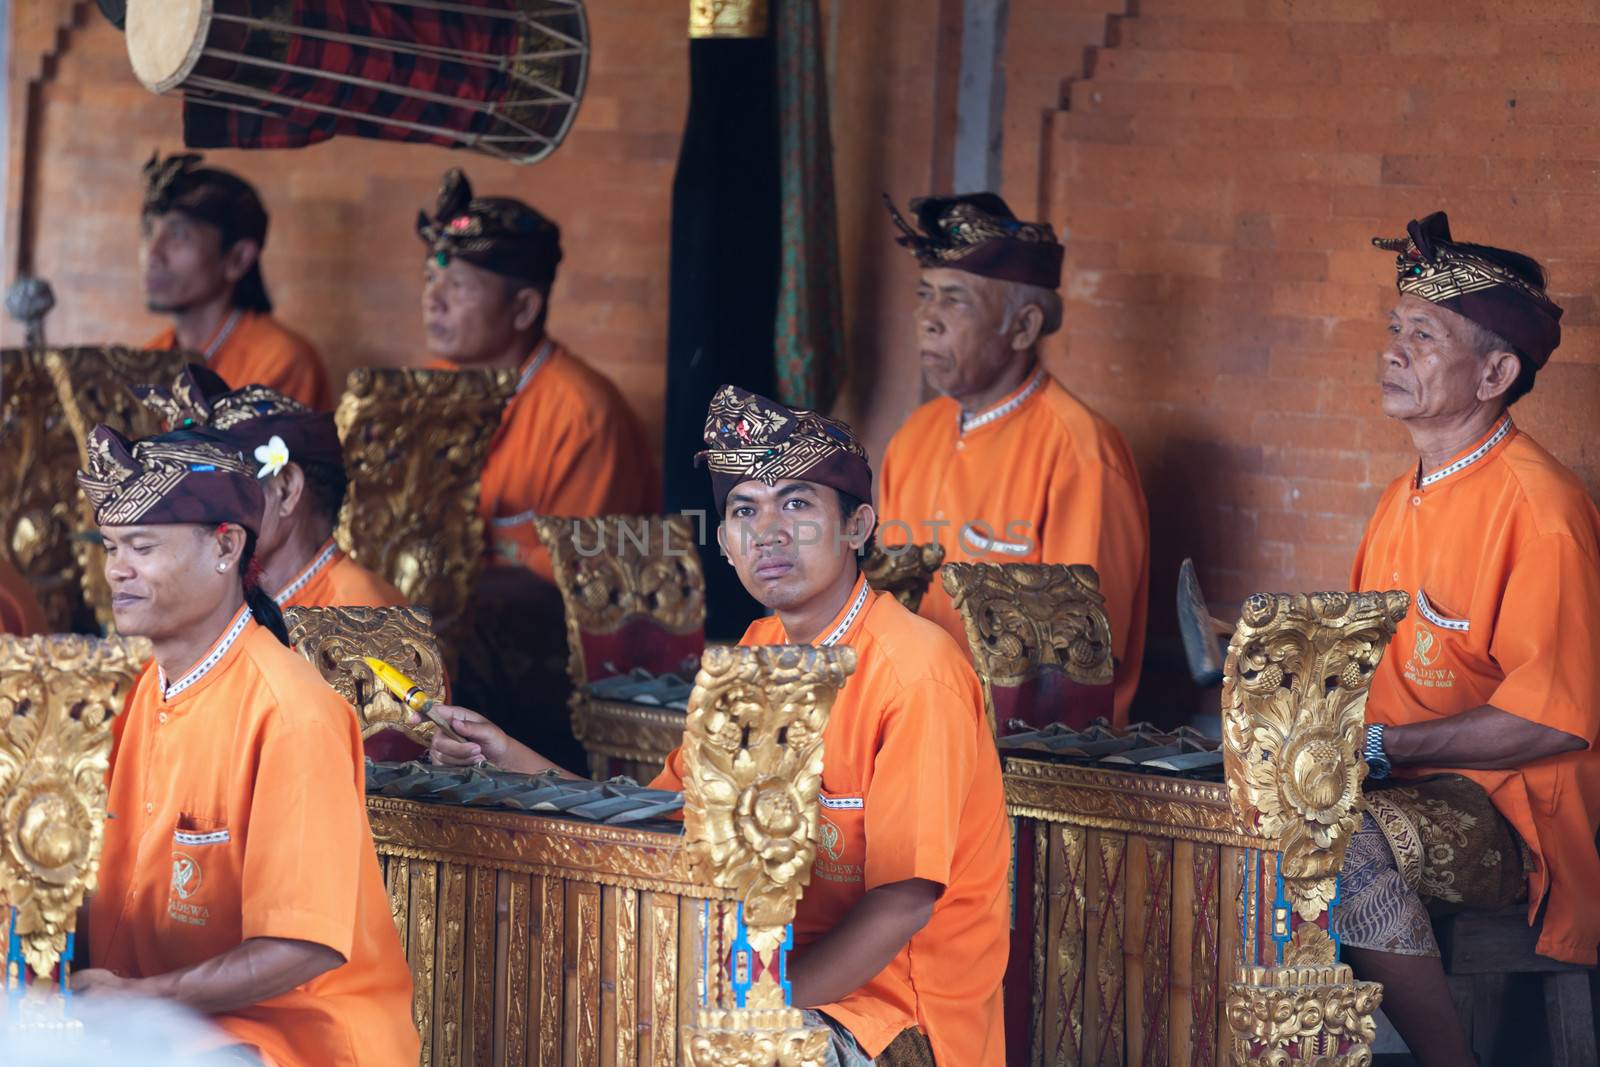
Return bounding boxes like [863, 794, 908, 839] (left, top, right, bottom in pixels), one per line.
[133, 364, 343, 472]
[416, 168, 562, 287]
[886, 192, 1063, 289]
[1373, 211, 1563, 369]
[698, 385, 872, 513]
[77, 425, 263, 532]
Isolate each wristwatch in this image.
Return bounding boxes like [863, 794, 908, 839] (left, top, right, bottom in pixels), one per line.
[1363, 723, 1391, 780]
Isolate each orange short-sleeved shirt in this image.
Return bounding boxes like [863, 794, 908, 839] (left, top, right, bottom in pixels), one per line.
[878, 368, 1150, 721]
[92, 610, 418, 1065]
[0, 555, 46, 635]
[429, 338, 658, 581]
[1351, 416, 1600, 965]
[148, 310, 331, 411]
[273, 540, 408, 611]
[652, 577, 1009, 1065]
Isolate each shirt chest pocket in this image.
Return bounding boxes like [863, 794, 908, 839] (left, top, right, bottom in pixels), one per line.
[815, 789, 868, 887]
[165, 812, 242, 934]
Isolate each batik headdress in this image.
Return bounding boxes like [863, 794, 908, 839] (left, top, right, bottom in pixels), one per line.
[1373, 211, 1563, 369]
[886, 192, 1064, 289]
[132, 364, 343, 476]
[416, 168, 562, 287]
[698, 385, 872, 513]
[77, 425, 264, 532]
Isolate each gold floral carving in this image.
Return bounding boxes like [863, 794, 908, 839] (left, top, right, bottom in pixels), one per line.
[282, 605, 446, 745]
[0, 635, 148, 977]
[46, 346, 194, 630]
[1284, 921, 1338, 967]
[537, 515, 706, 638]
[942, 562, 1115, 727]
[0, 349, 83, 631]
[682, 643, 853, 958]
[1226, 964, 1382, 1066]
[680, 643, 853, 1063]
[689, 0, 768, 38]
[1221, 590, 1408, 920]
[861, 540, 945, 614]
[333, 368, 515, 658]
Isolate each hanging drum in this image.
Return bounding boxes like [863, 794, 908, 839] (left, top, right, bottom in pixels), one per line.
[123, 0, 588, 165]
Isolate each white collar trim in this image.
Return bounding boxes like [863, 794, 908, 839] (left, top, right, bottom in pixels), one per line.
[160, 609, 250, 701]
[273, 541, 339, 606]
[203, 309, 243, 360]
[819, 581, 870, 647]
[1418, 416, 1513, 489]
[516, 340, 553, 396]
[959, 366, 1048, 435]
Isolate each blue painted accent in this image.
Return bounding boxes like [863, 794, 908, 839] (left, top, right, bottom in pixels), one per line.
[6, 906, 24, 999]
[189, 464, 217, 472]
[60, 932, 74, 997]
[777, 922, 796, 1007]
[729, 901, 756, 1009]
[1329, 873, 1344, 957]
[1271, 852, 1292, 965]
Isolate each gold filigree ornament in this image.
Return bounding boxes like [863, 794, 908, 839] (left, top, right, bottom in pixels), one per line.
[682, 644, 854, 958]
[861, 540, 945, 614]
[680, 643, 854, 1066]
[0, 635, 149, 978]
[282, 606, 446, 746]
[1221, 590, 1408, 920]
[941, 562, 1114, 687]
[1226, 964, 1382, 1067]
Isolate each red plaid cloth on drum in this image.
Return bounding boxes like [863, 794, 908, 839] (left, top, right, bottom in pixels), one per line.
[183, 0, 523, 152]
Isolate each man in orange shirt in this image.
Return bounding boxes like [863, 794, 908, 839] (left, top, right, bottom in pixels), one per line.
[135, 363, 405, 611]
[0, 555, 46, 635]
[1337, 212, 1600, 1065]
[424, 387, 1010, 1066]
[142, 153, 330, 411]
[417, 169, 657, 581]
[877, 194, 1149, 720]
[72, 425, 416, 1066]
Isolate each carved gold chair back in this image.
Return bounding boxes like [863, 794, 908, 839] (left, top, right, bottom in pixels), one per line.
[535, 515, 707, 781]
[941, 561, 1115, 736]
[46, 346, 195, 630]
[0, 634, 148, 980]
[0, 349, 82, 631]
[283, 604, 446, 762]
[332, 367, 516, 663]
[861, 540, 945, 614]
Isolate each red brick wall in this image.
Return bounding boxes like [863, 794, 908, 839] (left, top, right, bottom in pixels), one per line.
[1027, 1, 1600, 629]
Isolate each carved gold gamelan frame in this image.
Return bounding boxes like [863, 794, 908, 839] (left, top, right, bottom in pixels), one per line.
[1003, 588, 1405, 1066]
[333, 367, 515, 664]
[860, 540, 945, 615]
[536, 514, 706, 781]
[0, 349, 81, 632]
[283, 604, 446, 747]
[942, 561, 1115, 733]
[0, 634, 148, 981]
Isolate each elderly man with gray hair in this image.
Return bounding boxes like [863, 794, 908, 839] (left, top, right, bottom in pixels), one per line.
[876, 192, 1150, 721]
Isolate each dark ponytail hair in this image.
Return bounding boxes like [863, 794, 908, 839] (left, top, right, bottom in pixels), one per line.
[238, 529, 290, 646]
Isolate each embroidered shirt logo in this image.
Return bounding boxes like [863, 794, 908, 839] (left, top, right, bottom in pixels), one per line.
[1403, 622, 1456, 690]
[168, 851, 210, 926]
[818, 815, 843, 862]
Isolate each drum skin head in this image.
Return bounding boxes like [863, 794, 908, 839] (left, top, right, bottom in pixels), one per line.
[127, 0, 212, 93]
